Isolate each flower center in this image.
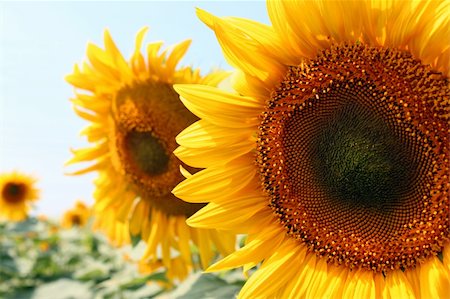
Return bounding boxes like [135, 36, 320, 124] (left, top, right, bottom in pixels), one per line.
[71, 214, 82, 226]
[113, 81, 204, 216]
[313, 100, 414, 212]
[258, 44, 449, 273]
[2, 182, 27, 204]
[125, 131, 170, 176]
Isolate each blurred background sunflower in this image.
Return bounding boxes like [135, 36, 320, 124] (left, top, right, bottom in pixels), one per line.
[66, 28, 235, 281]
[60, 200, 90, 228]
[0, 171, 39, 221]
[174, 1, 449, 298]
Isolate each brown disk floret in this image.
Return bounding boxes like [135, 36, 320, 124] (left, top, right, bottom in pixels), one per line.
[71, 214, 82, 226]
[113, 80, 204, 217]
[257, 43, 449, 273]
[2, 182, 27, 204]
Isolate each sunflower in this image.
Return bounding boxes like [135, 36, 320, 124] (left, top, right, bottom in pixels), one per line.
[61, 200, 90, 228]
[66, 28, 235, 280]
[0, 171, 39, 222]
[173, 1, 450, 298]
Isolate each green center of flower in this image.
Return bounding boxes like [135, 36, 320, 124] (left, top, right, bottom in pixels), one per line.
[2, 182, 26, 204]
[125, 131, 169, 176]
[314, 102, 412, 211]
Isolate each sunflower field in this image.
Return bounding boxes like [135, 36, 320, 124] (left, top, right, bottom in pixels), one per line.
[0, 216, 245, 299]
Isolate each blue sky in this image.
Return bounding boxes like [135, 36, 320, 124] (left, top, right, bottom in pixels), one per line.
[0, 1, 269, 217]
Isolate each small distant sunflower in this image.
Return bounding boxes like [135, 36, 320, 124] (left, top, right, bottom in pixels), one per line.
[61, 200, 90, 228]
[0, 172, 39, 222]
[173, 1, 449, 298]
[66, 28, 235, 280]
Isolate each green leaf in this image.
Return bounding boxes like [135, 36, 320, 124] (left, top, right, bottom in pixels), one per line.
[174, 273, 242, 299]
[76, 269, 108, 282]
[123, 283, 164, 299]
[130, 234, 141, 248]
[30, 278, 93, 299]
[119, 272, 167, 291]
[4, 289, 33, 299]
[8, 218, 38, 233]
[0, 251, 18, 277]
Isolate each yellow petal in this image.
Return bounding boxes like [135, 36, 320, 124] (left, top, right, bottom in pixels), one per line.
[71, 93, 110, 114]
[207, 226, 284, 272]
[67, 157, 109, 175]
[305, 258, 329, 299]
[179, 165, 192, 179]
[142, 211, 165, 260]
[444, 244, 450, 273]
[66, 145, 108, 165]
[208, 230, 236, 257]
[386, 270, 415, 299]
[283, 248, 316, 299]
[419, 256, 450, 299]
[172, 156, 256, 203]
[129, 200, 146, 236]
[80, 124, 107, 142]
[131, 27, 149, 74]
[198, 69, 230, 87]
[320, 265, 349, 299]
[267, 0, 311, 60]
[165, 39, 191, 73]
[187, 194, 266, 230]
[103, 29, 130, 77]
[197, 8, 283, 82]
[193, 228, 213, 269]
[238, 241, 302, 299]
[405, 265, 421, 299]
[374, 272, 388, 299]
[176, 119, 254, 149]
[174, 140, 254, 168]
[176, 217, 192, 264]
[146, 41, 164, 74]
[86, 42, 120, 80]
[72, 105, 103, 123]
[223, 16, 293, 66]
[342, 269, 375, 299]
[174, 84, 262, 128]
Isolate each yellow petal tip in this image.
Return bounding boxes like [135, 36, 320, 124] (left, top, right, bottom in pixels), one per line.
[195, 7, 215, 29]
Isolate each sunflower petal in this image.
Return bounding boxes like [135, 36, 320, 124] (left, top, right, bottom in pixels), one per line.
[207, 226, 284, 272]
[187, 194, 266, 230]
[176, 119, 254, 149]
[172, 156, 256, 203]
[66, 145, 108, 165]
[174, 84, 262, 128]
[385, 271, 415, 299]
[197, 8, 283, 82]
[165, 39, 192, 73]
[174, 140, 254, 168]
[239, 241, 302, 298]
[419, 256, 450, 299]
